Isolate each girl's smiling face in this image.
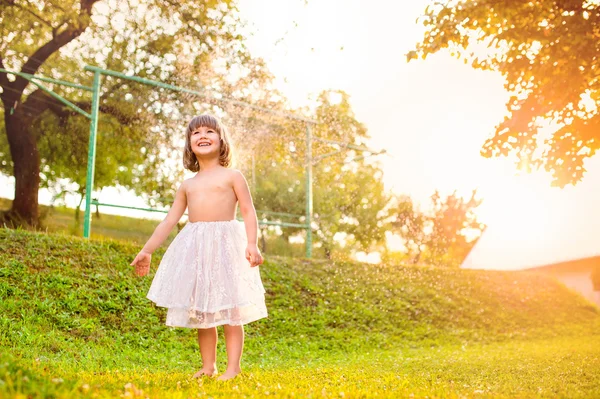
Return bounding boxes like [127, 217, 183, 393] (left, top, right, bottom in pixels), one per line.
[191, 125, 221, 157]
[184, 114, 232, 171]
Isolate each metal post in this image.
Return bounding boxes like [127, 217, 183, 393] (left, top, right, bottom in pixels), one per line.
[305, 124, 313, 258]
[83, 71, 102, 238]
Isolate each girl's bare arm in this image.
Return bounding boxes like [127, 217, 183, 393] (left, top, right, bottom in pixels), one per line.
[232, 170, 258, 243]
[131, 181, 187, 276]
[232, 170, 263, 266]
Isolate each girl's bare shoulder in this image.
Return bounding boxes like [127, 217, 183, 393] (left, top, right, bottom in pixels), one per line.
[217, 167, 244, 182]
[181, 177, 194, 187]
[173, 178, 187, 195]
[225, 168, 246, 178]
[179, 176, 200, 191]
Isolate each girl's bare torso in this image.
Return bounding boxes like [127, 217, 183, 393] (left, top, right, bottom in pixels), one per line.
[185, 167, 238, 222]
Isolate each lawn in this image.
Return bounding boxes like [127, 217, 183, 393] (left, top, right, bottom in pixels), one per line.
[1, 228, 599, 398]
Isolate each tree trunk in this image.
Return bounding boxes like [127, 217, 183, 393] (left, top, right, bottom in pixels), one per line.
[4, 109, 40, 226]
[324, 245, 332, 260]
[75, 192, 85, 221]
[0, 1, 99, 227]
[413, 250, 421, 265]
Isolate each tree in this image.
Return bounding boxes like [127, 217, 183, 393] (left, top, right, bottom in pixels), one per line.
[426, 190, 484, 267]
[247, 147, 307, 253]
[392, 190, 484, 267]
[310, 91, 390, 258]
[238, 90, 391, 258]
[0, 0, 249, 226]
[393, 195, 428, 264]
[1, 0, 98, 225]
[308, 91, 390, 258]
[313, 162, 390, 258]
[33, 112, 146, 220]
[410, 0, 600, 187]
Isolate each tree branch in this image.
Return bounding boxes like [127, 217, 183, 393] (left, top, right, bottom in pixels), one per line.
[97, 103, 143, 125]
[16, 84, 143, 128]
[21, 88, 65, 120]
[13, 0, 100, 96]
[80, 0, 98, 15]
[15, 2, 55, 29]
[16, 31, 81, 93]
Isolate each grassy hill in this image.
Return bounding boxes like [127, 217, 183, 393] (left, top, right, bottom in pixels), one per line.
[1, 228, 599, 398]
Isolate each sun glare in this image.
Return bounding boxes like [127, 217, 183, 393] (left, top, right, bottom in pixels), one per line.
[464, 157, 600, 270]
[477, 169, 562, 226]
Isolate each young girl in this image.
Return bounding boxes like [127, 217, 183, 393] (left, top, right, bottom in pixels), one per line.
[130, 114, 267, 381]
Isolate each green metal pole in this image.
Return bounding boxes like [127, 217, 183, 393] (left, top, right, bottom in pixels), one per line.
[305, 124, 313, 258]
[28, 80, 91, 118]
[83, 71, 102, 238]
[0, 68, 93, 91]
[84, 65, 318, 124]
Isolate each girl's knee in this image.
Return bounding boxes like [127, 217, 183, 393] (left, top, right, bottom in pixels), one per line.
[223, 324, 243, 332]
[198, 326, 217, 335]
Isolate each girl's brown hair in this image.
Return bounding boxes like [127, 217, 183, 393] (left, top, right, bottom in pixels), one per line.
[183, 114, 233, 171]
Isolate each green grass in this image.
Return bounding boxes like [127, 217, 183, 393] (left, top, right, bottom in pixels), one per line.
[1, 228, 599, 398]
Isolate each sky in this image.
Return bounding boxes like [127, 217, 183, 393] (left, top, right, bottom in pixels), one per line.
[235, 0, 600, 226]
[1, 0, 599, 253]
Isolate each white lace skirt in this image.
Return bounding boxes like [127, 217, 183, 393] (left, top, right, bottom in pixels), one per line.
[146, 220, 268, 329]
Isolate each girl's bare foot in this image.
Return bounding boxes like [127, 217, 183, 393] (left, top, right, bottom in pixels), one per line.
[192, 367, 217, 378]
[217, 368, 241, 381]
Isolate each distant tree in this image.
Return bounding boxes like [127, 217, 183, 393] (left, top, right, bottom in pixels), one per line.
[392, 190, 484, 267]
[393, 195, 428, 264]
[425, 190, 484, 267]
[311, 91, 391, 258]
[410, 0, 600, 187]
[314, 162, 390, 259]
[249, 149, 307, 252]
[245, 90, 391, 258]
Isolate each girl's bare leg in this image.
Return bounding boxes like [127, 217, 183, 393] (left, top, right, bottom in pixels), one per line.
[218, 324, 244, 381]
[193, 327, 218, 378]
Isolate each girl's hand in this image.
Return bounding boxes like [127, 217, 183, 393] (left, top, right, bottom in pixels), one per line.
[245, 244, 264, 267]
[131, 251, 152, 276]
